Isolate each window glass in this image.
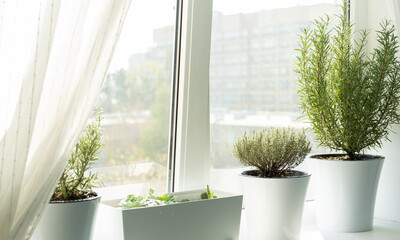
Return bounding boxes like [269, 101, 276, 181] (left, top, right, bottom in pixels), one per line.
[94, 0, 176, 199]
[210, 0, 341, 193]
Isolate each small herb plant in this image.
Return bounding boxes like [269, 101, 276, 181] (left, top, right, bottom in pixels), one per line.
[51, 108, 103, 201]
[120, 188, 176, 208]
[206, 185, 216, 199]
[120, 185, 217, 209]
[233, 127, 311, 178]
[295, 1, 400, 160]
[201, 185, 217, 199]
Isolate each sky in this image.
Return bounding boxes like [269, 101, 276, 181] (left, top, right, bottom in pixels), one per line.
[109, 0, 339, 71]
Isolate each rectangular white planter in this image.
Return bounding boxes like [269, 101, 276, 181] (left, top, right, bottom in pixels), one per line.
[98, 189, 243, 240]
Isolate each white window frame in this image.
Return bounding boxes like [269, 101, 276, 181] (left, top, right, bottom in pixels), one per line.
[169, 0, 213, 191]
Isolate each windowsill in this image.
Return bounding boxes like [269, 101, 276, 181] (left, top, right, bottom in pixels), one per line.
[240, 218, 400, 240]
[89, 197, 400, 240]
[239, 205, 400, 240]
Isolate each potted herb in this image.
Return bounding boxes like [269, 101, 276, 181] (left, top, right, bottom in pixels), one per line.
[119, 185, 216, 208]
[295, 1, 400, 232]
[99, 186, 243, 240]
[32, 109, 103, 240]
[233, 127, 311, 240]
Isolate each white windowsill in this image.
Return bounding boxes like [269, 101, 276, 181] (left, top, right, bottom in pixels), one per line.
[89, 197, 400, 240]
[240, 218, 400, 240]
[239, 202, 400, 240]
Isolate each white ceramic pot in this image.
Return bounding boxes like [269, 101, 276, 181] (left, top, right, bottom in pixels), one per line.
[98, 189, 243, 240]
[240, 170, 310, 240]
[308, 154, 384, 232]
[32, 194, 101, 240]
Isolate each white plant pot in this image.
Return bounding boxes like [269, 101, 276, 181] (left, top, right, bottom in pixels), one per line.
[32, 195, 101, 240]
[308, 154, 384, 232]
[98, 189, 243, 240]
[240, 170, 310, 240]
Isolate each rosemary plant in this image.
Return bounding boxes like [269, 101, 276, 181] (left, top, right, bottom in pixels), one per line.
[295, 1, 400, 160]
[51, 108, 103, 201]
[233, 128, 311, 178]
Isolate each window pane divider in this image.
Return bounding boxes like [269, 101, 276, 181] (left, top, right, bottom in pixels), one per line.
[168, 0, 213, 192]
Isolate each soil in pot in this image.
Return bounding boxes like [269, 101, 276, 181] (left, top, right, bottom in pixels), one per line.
[242, 169, 309, 178]
[51, 191, 98, 202]
[312, 154, 383, 161]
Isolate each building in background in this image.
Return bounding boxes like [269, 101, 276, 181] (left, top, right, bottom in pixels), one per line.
[142, 4, 339, 114]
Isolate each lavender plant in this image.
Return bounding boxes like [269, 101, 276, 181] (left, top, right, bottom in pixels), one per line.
[233, 127, 311, 178]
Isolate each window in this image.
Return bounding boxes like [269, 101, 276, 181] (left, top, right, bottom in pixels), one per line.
[94, 0, 177, 199]
[209, 0, 342, 193]
[93, 0, 214, 196]
[92, 0, 342, 197]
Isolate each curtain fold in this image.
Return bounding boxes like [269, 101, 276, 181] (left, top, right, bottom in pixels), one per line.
[0, 1, 131, 239]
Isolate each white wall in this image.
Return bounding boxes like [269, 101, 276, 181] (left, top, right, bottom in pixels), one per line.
[373, 126, 400, 222]
[352, 0, 400, 222]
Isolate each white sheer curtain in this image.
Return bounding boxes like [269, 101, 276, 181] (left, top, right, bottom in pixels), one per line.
[0, 0, 131, 239]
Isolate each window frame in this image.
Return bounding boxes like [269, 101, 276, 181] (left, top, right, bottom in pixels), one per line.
[168, 0, 213, 192]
